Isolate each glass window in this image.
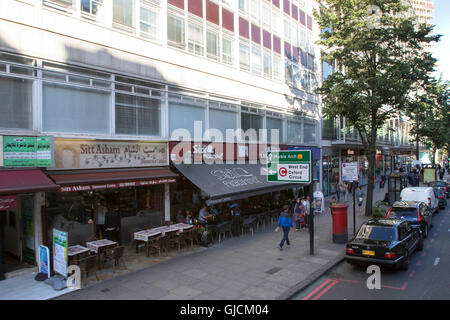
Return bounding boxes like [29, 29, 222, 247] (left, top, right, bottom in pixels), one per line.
[0, 76, 33, 130]
[167, 12, 185, 49]
[169, 99, 206, 139]
[81, 0, 103, 16]
[113, 0, 135, 29]
[287, 120, 301, 144]
[207, 29, 220, 60]
[272, 9, 281, 35]
[250, 0, 260, 25]
[239, 0, 248, 14]
[262, 3, 271, 30]
[43, 0, 73, 8]
[273, 54, 282, 81]
[304, 120, 317, 144]
[266, 117, 284, 143]
[43, 83, 111, 134]
[115, 93, 161, 136]
[239, 41, 250, 71]
[284, 19, 291, 42]
[263, 51, 272, 78]
[285, 59, 293, 86]
[222, 35, 234, 65]
[251, 45, 262, 75]
[209, 108, 238, 141]
[241, 112, 262, 140]
[140, 4, 160, 42]
[188, 21, 204, 55]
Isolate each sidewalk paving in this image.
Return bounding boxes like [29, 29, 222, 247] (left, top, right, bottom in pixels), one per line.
[52, 183, 389, 301]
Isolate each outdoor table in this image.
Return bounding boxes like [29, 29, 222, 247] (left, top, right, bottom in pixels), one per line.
[67, 245, 90, 263]
[170, 223, 195, 231]
[85, 239, 118, 269]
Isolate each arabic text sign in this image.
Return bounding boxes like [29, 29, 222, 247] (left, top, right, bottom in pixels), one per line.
[2, 136, 52, 167]
[267, 150, 311, 183]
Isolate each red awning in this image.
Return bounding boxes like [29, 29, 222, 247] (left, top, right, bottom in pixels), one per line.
[0, 169, 60, 195]
[47, 167, 178, 192]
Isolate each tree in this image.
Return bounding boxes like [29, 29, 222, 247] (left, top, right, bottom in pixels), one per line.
[314, 0, 440, 216]
[409, 79, 450, 165]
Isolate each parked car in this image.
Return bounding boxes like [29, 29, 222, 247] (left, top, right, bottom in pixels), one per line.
[429, 180, 449, 199]
[386, 201, 433, 238]
[433, 187, 447, 209]
[399, 187, 439, 214]
[345, 218, 423, 270]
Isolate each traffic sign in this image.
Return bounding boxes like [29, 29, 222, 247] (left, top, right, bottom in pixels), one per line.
[267, 150, 311, 183]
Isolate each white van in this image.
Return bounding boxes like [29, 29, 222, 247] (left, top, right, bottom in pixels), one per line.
[399, 187, 439, 214]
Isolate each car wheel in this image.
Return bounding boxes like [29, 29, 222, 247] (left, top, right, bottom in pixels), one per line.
[417, 238, 424, 251]
[400, 253, 410, 271]
[423, 225, 428, 238]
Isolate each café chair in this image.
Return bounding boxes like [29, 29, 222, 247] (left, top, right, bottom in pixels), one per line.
[184, 228, 199, 249]
[216, 221, 233, 243]
[146, 234, 165, 257]
[168, 230, 187, 252]
[128, 228, 142, 251]
[72, 254, 99, 287]
[103, 246, 127, 273]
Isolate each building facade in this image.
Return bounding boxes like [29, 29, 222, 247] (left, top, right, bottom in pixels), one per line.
[0, 0, 322, 277]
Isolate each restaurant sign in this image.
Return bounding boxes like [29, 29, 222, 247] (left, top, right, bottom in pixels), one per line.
[2, 136, 53, 168]
[0, 195, 18, 210]
[54, 139, 168, 169]
[58, 178, 177, 193]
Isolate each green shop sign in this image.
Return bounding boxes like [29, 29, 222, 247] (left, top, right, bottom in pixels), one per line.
[2, 136, 52, 168]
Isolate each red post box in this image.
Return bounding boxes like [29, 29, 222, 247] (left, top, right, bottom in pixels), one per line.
[330, 203, 348, 243]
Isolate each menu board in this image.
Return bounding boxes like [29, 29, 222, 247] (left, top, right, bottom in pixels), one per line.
[53, 229, 68, 277]
[2, 136, 52, 168]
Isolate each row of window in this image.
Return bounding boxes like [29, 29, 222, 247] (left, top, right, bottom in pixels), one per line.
[0, 53, 319, 145]
[33, 0, 318, 90]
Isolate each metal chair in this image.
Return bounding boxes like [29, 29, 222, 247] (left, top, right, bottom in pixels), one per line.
[241, 216, 257, 236]
[216, 221, 233, 243]
[72, 254, 99, 287]
[103, 246, 127, 273]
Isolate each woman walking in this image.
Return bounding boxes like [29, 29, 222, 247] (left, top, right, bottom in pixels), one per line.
[356, 187, 365, 214]
[294, 198, 306, 231]
[275, 205, 293, 251]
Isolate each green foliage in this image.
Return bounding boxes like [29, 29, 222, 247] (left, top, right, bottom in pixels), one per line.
[314, 0, 440, 215]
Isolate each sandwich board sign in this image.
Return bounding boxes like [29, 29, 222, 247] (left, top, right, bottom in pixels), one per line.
[267, 150, 311, 183]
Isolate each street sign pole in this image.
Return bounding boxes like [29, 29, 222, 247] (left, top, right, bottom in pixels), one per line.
[309, 183, 314, 255]
[353, 186, 356, 237]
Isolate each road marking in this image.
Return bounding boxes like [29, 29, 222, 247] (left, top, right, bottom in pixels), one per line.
[409, 270, 415, 278]
[434, 258, 440, 266]
[381, 282, 408, 291]
[312, 280, 339, 300]
[302, 279, 339, 300]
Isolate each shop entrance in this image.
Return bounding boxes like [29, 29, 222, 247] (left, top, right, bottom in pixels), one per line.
[0, 194, 35, 274]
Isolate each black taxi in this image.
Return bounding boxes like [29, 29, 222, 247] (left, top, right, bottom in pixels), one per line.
[345, 219, 423, 270]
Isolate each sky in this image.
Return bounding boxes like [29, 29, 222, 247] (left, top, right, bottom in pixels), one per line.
[431, 0, 450, 82]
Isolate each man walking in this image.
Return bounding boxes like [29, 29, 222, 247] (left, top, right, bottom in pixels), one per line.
[276, 205, 293, 251]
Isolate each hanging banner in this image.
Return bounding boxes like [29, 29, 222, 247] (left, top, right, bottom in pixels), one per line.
[53, 229, 68, 278]
[39, 245, 51, 278]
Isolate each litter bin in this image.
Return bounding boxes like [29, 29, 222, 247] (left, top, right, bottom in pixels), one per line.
[330, 203, 348, 243]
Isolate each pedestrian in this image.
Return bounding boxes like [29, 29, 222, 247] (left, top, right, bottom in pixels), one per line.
[356, 187, 365, 214]
[328, 196, 337, 214]
[275, 205, 293, 251]
[343, 182, 349, 201]
[334, 181, 341, 202]
[294, 198, 306, 231]
[304, 195, 311, 226]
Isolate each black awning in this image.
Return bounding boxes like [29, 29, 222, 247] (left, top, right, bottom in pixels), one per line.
[173, 162, 303, 205]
